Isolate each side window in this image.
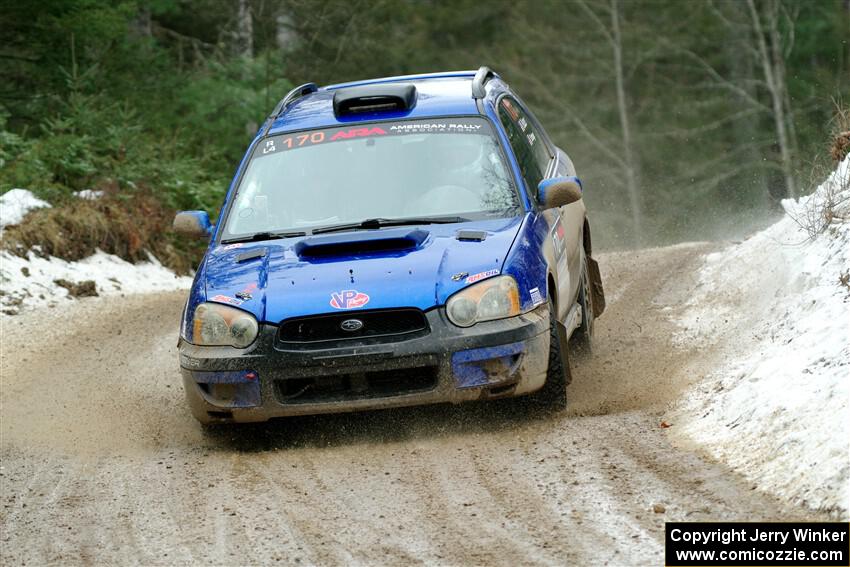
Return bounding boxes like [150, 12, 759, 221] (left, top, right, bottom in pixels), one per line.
[497, 97, 552, 197]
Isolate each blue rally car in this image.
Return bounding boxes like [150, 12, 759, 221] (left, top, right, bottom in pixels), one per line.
[173, 67, 605, 424]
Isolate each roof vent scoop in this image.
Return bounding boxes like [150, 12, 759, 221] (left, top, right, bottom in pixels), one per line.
[471, 66, 496, 99]
[333, 84, 417, 116]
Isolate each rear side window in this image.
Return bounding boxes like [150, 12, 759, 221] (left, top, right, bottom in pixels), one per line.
[498, 97, 552, 195]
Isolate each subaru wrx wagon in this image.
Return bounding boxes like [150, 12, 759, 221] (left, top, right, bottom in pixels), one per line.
[174, 67, 605, 424]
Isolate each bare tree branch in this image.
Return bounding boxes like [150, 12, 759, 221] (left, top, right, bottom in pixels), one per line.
[574, 0, 614, 46]
[666, 41, 771, 112]
[643, 107, 764, 138]
[501, 61, 629, 169]
[707, 0, 740, 29]
[748, 0, 797, 197]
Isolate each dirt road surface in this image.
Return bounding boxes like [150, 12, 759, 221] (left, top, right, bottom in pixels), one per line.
[0, 244, 823, 565]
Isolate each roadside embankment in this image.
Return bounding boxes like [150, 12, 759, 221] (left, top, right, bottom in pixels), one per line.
[671, 156, 850, 518]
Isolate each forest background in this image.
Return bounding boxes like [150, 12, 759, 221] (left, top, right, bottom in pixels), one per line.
[1, 0, 848, 268]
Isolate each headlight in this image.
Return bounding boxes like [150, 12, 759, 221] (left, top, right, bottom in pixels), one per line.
[192, 302, 259, 348]
[446, 275, 521, 327]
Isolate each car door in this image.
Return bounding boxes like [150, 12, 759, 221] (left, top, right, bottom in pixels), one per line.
[496, 96, 572, 320]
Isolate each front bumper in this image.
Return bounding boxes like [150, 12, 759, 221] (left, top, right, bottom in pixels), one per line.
[178, 303, 550, 422]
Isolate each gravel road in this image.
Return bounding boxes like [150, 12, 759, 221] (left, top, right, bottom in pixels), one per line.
[0, 244, 823, 565]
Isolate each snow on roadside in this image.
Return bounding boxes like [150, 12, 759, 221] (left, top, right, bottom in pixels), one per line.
[0, 189, 50, 230]
[0, 250, 193, 315]
[672, 155, 850, 517]
[74, 189, 104, 200]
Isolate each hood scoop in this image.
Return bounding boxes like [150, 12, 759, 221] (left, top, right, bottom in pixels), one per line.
[294, 228, 429, 259]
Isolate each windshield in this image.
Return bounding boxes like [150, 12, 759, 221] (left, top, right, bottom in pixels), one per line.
[221, 117, 518, 239]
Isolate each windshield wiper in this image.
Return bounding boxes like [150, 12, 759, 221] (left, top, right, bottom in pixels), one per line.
[220, 230, 307, 244]
[311, 216, 469, 235]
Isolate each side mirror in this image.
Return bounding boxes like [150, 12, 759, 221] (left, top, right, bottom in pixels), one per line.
[173, 211, 213, 238]
[537, 176, 583, 208]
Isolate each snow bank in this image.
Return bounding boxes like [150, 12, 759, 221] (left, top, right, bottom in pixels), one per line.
[0, 189, 50, 229]
[0, 250, 193, 314]
[673, 156, 850, 517]
[0, 188, 192, 313]
[74, 189, 104, 200]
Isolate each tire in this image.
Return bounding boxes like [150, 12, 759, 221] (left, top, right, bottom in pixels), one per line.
[572, 255, 594, 354]
[528, 298, 571, 410]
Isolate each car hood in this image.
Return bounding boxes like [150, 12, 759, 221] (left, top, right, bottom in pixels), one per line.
[203, 217, 525, 323]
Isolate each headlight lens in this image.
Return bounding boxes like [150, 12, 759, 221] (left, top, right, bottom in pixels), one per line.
[446, 275, 521, 327]
[192, 302, 259, 348]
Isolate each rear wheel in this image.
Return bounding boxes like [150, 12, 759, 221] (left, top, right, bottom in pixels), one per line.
[572, 256, 594, 353]
[528, 298, 571, 410]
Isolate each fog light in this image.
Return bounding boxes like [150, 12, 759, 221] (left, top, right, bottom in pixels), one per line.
[209, 383, 237, 402]
[452, 342, 525, 388]
[192, 369, 261, 407]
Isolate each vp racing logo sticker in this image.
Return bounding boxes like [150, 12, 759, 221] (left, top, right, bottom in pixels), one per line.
[330, 290, 370, 310]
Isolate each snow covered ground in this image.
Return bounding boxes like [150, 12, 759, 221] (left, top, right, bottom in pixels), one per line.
[0, 188, 191, 314]
[0, 189, 50, 231]
[0, 250, 193, 314]
[673, 155, 850, 517]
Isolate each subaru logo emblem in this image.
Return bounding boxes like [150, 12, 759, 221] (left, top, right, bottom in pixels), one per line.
[340, 319, 364, 332]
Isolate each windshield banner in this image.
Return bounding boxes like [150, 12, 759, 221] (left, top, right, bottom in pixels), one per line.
[255, 118, 491, 158]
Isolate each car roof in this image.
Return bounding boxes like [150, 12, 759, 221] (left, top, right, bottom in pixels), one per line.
[266, 71, 499, 135]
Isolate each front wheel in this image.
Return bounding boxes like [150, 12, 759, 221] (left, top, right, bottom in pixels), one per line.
[528, 298, 571, 410]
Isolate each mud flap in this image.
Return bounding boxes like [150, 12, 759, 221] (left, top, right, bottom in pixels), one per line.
[586, 255, 606, 317]
[556, 319, 572, 385]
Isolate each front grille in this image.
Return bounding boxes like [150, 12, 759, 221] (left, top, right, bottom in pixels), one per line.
[278, 309, 428, 344]
[274, 366, 438, 404]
